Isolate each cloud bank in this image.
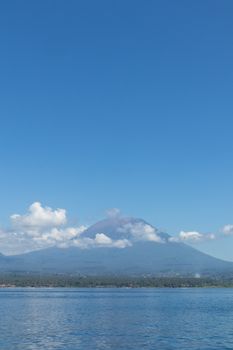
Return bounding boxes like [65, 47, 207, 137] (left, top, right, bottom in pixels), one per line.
[0, 201, 233, 255]
[0, 202, 133, 254]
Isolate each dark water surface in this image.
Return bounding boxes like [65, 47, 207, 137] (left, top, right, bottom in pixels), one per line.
[0, 288, 233, 349]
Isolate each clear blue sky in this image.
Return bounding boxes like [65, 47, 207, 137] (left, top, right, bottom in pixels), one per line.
[0, 1, 233, 259]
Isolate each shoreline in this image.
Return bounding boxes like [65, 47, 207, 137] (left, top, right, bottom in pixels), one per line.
[1, 275, 233, 288]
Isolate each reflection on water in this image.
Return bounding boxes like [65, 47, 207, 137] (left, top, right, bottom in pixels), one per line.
[0, 288, 233, 349]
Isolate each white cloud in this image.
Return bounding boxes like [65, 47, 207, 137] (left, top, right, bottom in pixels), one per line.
[0, 228, 45, 255]
[0, 202, 87, 254]
[169, 231, 215, 243]
[95, 233, 112, 245]
[32, 226, 87, 245]
[113, 239, 131, 248]
[94, 233, 131, 248]
[118, 222, 164, 243]
[73, 233, 131, 249]
[11, 202, 66, 229]
[222, 224, 233, 235]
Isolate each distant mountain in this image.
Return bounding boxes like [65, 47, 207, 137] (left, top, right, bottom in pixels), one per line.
[82, 217, 169, 241]
[0, 217, 232, 276]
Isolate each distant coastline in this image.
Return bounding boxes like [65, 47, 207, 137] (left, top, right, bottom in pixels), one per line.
[1, 274, 233, 288]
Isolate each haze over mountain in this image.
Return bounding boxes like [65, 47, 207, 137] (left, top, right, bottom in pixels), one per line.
[0, 216, 232, 277]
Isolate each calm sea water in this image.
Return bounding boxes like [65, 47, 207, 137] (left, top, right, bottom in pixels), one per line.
[0, 288, 233, 349]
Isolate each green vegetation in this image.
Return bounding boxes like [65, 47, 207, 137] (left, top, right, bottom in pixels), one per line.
[1, 274, 233, 288]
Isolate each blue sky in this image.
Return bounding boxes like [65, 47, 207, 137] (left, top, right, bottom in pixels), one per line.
[0, 1, 233, 259]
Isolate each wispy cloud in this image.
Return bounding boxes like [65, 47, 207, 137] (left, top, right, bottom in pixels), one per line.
[169, 231, 215, 243]
[222, 224, 233, 236]
[106, 208, 121, 218]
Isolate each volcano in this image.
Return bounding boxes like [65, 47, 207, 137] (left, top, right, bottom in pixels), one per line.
[0, 217, 232, 276]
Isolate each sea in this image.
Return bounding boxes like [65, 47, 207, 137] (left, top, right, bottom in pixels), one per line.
[0, 288, 233, 349]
